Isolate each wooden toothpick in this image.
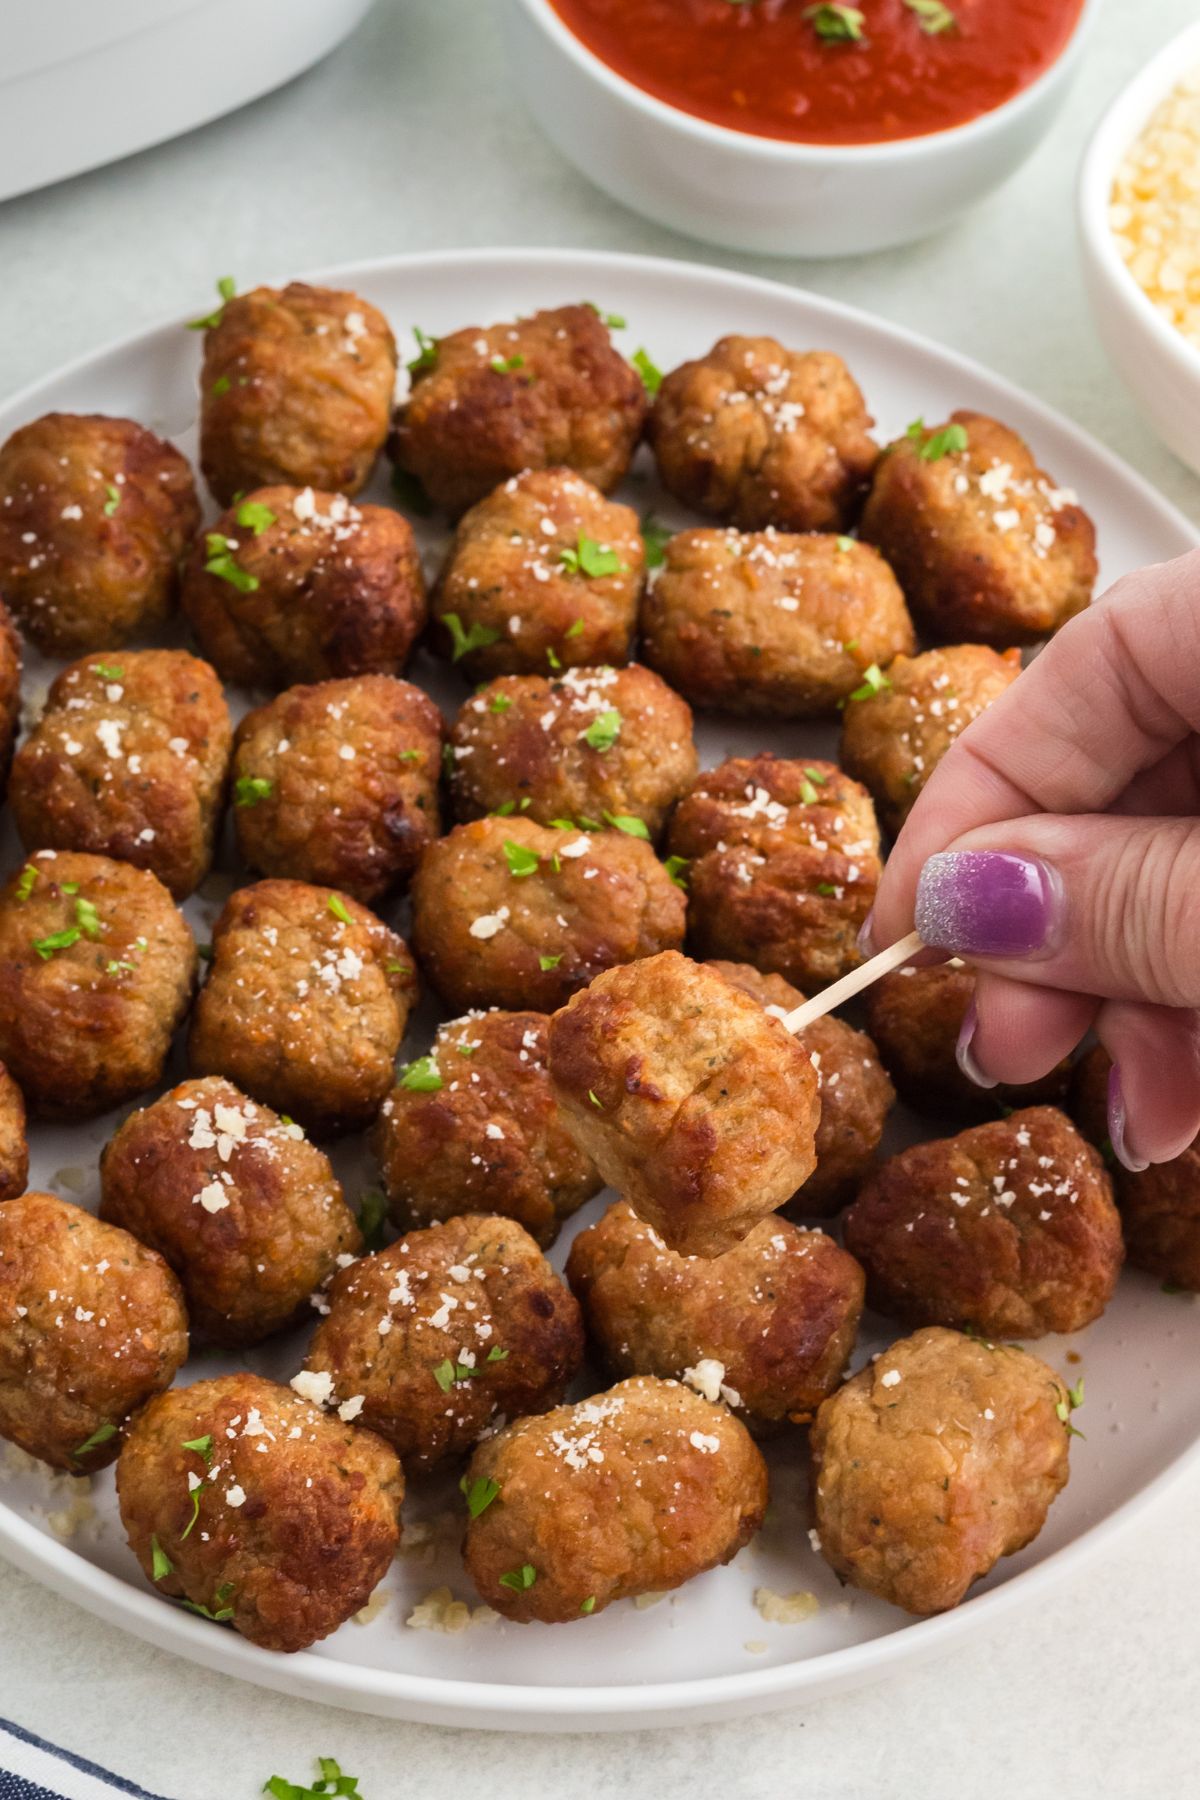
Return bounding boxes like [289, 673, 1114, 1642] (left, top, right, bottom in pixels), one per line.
[780, 929, 925, 1035]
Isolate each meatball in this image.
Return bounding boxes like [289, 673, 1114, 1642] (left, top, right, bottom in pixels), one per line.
[10, 650, 232, 899]
[811, 1326, 1072, 1615]
[305, 1214, 583, 1475]
[845, 1107, 1122, 1338]
[840, 644, 1022, 836]
[0, 1066, 26, 1202]
[373, 1010, 601, 1248]
[189, 879, 416, 1137]
[649, 337, 878, 532]
[864, 962, 1072, 1118]
[668, 755, 881, 990]
[432, 469, 644, 680]
[1073, 1044, 1200, 1291]
[708, 961, 894, 1215]
[0, 413, 200, 656]
[567, 1202, 863, 1430]
[410, 815, 685, 1014]
[198, 282, 396, 503]
[0, 599, 19, 802]
[860, 412, 1098, 646]
[640, 529, 913, 719]
[100, 1077, 361, 1347]
[390, 305, 646, 515]
[0, 851, 196, 1118]
[547, 950, 818, 1257]
[448, 664, 696, 839]
[232, 676, 443, 903]
[0, 1192, 187, 1472]
[463, 1376, 767, 1622]
[117, 1373, 402, 1653]
[181, 486, 426, 689]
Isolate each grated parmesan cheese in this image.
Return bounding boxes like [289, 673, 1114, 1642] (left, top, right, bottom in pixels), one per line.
[1110, 66, 1200, 349]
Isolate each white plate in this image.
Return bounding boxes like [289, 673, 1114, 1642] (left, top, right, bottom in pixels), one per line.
[0, 249, 1197, 1733]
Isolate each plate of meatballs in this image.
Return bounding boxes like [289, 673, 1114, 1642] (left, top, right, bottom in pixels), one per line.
[0, 247, 1197, 1730]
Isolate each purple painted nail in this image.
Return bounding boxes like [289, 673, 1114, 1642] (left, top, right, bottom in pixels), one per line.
[915, 852, 1063, 958]
[1107, 1063, 1149, 1173]
[955, 997, 998, 1090]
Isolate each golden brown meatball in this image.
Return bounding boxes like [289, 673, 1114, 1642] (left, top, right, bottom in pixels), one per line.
[100, 1077, 361, 1347]
[432, 469, 644, 679]
[0, 413, 200, 657]
[840, 644, 1023, 836]
[463, 1375, 767, 1622]
[547, 951, 818, 1257]
[865, 962, 1072, 1118]
[0, 851, 196, 1118]
[707, 961, 894, 1215]
[811, 1327, 1073, 1615]
[567, 1202, 863, 1430]
[189, 879, 416, 1138]
[448, 664, 696, 840]
[860, 412, 1097, 646]
[668, 755, 881, 990]
[1073, 1044, 1200, 1291]
[390, 305, 647, 515]
[305, 1213, 584, 1475]
[373, 1010, 600, 1248]
[10, 651, 232, 899]
[198, 283, 396, 503]
[181, 486, 426, 689]
[232, 676, 443, 903]
[640, 529, 913, 718]
[411, 815, 686, 1015]
[649, 337, 878, 532]
[117, 1373, 402, 1654]
[0, 599, 20, 801]
[845, 1107, 1122, 1338]
[0, 1066, 28, 1202]
[0, 1192, 188, 1472]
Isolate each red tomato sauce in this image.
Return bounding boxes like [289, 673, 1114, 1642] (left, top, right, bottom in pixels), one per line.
[547, 0, 1086, 145]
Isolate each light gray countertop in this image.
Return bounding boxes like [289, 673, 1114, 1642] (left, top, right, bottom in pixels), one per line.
[1, 1, 1198, 1794]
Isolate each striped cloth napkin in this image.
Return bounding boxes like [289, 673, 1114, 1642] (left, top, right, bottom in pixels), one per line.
[0, 1718, 170, 1800]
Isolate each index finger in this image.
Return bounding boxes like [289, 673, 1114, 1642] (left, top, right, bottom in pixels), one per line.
[871, 548, 1200, 945]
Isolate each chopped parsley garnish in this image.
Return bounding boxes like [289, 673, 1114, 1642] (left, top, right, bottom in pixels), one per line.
[603, 811, 650, 839]
[835, 535, 853, 553]
[565, 618, 585, 639]
[398, 748, 423, 762]
[803, 3, 865, 41]
[904, 0, 956, 32]
[559, 534, 625, 579]
[103, 483, 121, 517]
[235, 775, 273, 808]
[264, 1756, 361, 1799]
[235, 499, 277, 537]
[432, 1358, 478, 1391]
[546, 647, 563, 672]
[906, 417, 969, 460]
[408, 326, 439, 375]
[640, 513, 672, 569]
[182, 1582, 235, 1623]
[1055, 1377, 1086, 1438]
[92, 663, 124, 680]
[460, 1474, 501, 1518]
[14, 865, 38, 902]
[73, 1421, 117, 1458]
[186, 275, 236, 331]
[588, 1089, 603, 1109]
[151, 1536, 173, 1581]
[799, 779, 820, 805]
[182, 1433, 214, 1465]
[211, 375, 231, 397]
[580, 1596, 596, 1614]
[442, 611, 501, 662]
[539, 953, 563, 970]
[804, 766, 828, 785]
[493, 801, 517, 816]
[399, 1055, 443, 1092]
[358, 1187, 389, 1252]
[75, 896, 102, 940]
[327, 894, 353, 925]
[386, 959, 412, 975]
[816, 882, 839, 897]
[663, 855, 689, 889]
[503, 839, 541, 877]
[847, 663, 891, 702]
[632, 348, 663, 394]
[583, 708, 621, 751]
[390, 465, 434, 516]
[33, 927, 80, 961]
[585, 303, 627, 329]
[204, 532, 259, 593]
[106, 959, 135, 977]
[490, 353, 526, 374]
[499, 1564, 537, 1592]
[489, 693, 513, 713]
[487, 1346, 509, 1362]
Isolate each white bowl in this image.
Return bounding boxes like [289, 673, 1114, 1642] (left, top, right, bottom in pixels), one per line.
[1078, 21, 1200, 478]
[498, 0, 1097, 258]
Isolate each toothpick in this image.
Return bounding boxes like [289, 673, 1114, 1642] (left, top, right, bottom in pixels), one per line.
[779, 929, 925, 1035]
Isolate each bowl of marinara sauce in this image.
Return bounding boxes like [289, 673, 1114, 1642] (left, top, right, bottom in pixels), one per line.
[498, 0, 1096, 256]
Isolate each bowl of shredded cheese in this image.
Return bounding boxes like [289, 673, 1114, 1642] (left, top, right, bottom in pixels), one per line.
[1078, 22, 1200, 476]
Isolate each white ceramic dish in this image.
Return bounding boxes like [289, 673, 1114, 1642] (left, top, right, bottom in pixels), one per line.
[0, 0, 374, 204]
[1078, 21, 1200, 478]
[498, 0, 1097, 257]
[0, 248, 1198, 1733]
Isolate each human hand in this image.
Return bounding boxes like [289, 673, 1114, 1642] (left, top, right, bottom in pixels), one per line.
[867, 547, 1200, 1170]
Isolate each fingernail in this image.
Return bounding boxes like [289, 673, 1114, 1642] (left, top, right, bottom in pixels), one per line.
[915, 852, 1063, 958]
[1107, 1063, 1148, 1173]
[955, 997, 998, 1090]
[857, 910, 876, 957]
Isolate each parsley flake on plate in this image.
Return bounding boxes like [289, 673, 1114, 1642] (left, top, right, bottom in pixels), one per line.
[186, 275, 236, 331]
[632, 348, 663, 394]
[263, 1756, 362, 1800]
[408, 326, 438, 375]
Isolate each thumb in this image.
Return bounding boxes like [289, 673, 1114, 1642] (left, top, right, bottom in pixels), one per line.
[910, 813, 1200, 1007]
